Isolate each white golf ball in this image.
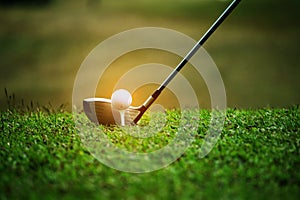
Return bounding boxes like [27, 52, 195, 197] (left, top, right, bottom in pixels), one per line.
[111, 89, 132, 110]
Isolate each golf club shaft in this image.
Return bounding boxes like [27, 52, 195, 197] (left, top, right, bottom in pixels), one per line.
[134, 0, 241, 124]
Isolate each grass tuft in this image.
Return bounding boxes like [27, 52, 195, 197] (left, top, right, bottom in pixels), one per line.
[3, 88, 68, 114]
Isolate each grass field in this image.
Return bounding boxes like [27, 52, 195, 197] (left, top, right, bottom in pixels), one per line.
[0, 106, 299, 199]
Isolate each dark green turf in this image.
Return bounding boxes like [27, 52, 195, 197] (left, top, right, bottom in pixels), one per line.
[0, 106, 299, 199]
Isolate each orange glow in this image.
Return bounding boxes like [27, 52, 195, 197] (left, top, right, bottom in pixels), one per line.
[95, 49, 211, 109]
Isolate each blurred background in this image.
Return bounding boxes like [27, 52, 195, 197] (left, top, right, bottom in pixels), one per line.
[0, 0, 299, 111]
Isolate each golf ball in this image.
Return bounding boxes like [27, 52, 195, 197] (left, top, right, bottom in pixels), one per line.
[111, 89, 132, 110]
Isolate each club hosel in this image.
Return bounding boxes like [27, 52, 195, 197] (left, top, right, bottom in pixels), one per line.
[142, 90, 161, 109]
[133, 90, 161, 124]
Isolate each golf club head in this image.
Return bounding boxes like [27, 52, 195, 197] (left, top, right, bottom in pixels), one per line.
[83, 98, 141, 125]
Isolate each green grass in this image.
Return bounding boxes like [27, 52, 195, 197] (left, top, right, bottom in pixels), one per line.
[1, 106, 299, 199]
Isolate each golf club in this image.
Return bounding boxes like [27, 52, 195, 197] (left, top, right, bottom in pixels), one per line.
[84, 0, 241, 125]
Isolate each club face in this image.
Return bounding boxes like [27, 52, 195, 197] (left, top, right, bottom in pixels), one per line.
[83, 98, 141, 125]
